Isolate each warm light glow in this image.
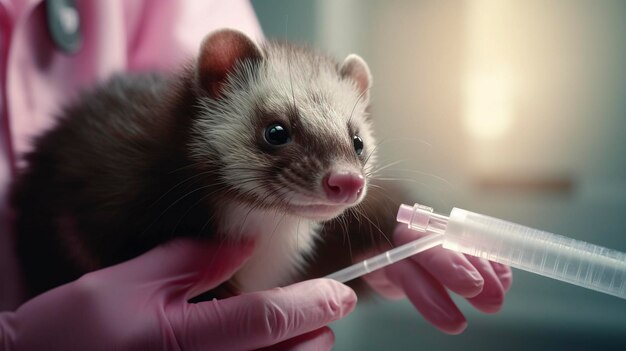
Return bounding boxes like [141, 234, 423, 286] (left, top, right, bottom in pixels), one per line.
[463, 70, 513, 140]
[463, 0, 515, 141]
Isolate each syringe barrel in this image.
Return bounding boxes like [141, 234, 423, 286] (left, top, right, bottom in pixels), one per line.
[444, 208, 626, 299]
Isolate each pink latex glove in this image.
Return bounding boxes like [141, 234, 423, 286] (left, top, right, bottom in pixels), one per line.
[0, 239, 356, 350]
[362, 224, 513, 335]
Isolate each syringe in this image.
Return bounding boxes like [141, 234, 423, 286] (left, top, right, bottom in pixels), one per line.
[326, 203, 626, 299]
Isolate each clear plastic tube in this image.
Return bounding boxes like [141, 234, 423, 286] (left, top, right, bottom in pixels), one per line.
[325, 232, 444, 283]
[397, 203, 626, 299]
[326, 203, 626, 300]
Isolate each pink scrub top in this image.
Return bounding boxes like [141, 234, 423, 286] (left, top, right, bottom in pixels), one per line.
[0, 0, 262, 311]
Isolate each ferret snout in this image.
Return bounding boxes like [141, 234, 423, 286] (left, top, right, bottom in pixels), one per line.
[322, 169, 365, 204]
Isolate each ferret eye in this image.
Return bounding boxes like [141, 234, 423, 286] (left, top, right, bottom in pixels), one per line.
[264, 123, 291, 146]
[353, 135, 364, 155]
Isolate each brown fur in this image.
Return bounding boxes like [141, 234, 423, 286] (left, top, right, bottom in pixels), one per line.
[11, 35, 394, 298]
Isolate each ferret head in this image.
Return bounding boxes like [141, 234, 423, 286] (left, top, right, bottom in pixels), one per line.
[188, 29, 376, 221]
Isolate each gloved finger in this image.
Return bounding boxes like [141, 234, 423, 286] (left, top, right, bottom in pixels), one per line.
[361, 266, 406, 300]
[491, 261, 513, 292]
[394, 225, 484, 298]
[172, 278, 356, 350]
[465, 256, 505, 313]
[257, 326, 335, 351]
[104, 238, 255, 298]
[385, 259, 467, 335]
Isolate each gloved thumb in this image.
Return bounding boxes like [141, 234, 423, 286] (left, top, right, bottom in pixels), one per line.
[101, 238, 255, 299]
[172, 278, 357, 351]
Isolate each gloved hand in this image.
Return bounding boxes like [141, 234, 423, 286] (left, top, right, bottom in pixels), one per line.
[361, 224, 513, 335]
[0, 239, 356, 351]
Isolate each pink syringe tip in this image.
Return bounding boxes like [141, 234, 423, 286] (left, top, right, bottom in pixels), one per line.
[396, 204, 414, 225]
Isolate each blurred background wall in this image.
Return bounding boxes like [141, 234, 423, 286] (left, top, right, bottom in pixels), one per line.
[251, 1, 626, 349]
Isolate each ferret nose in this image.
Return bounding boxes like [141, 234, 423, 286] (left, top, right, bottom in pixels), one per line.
[323, 170, 365, 204]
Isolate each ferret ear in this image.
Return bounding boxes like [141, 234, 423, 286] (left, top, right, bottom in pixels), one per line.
[339, 54, 372, 100]
[197, 29, 263, 98]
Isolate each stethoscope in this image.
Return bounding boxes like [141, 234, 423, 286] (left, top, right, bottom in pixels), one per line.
[45, 0, 82, 54]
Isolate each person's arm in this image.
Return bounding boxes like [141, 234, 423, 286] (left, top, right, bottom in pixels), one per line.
[0, 238, 355, 350]
[124, 0, 263, 72]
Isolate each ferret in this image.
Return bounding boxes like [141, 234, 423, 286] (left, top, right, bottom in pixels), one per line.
[11, 29, 387, 298]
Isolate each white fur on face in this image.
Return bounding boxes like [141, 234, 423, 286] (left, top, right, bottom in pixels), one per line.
[189, 43, 376, 207]
[187, 43, 377, 290]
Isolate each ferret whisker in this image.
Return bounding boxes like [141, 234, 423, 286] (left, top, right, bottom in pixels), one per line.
[357, 204, 381, 248]
[166, 163, 196, 174]
[178, 185, 245, 227]
[361, 134, 439, 167]
[371, 168, 453, 187]
[347, 87, 369, 127]
[237, 202, 259, 236]
[141, 183, 215, 235]
[367, 136, 434, 152]
[367, 183, 385, 190]
[358, 206, 393, 247]
[166, 160, 214, 174]
[369, 176, 448, 191]
[346, 204, 375, 250]
[366, 185, 403, 206]
[265, 203, 288, 250]
[283, 14, 297, 109]
[287, 44, 298, 115]
[363, 135, 394, 166]
[149, 169, 215, 209]
[368, 159, 408, 177]
[168, 178, 275, 237]
[363, 146, 378, 166]
[296, 216, 301, 258]
[342, 211, 354, 262]
[349, 206, 371, 247]
[350, 205, 364, 227]
[170, 190, 216, 236]
[198, 213, 216, 237]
